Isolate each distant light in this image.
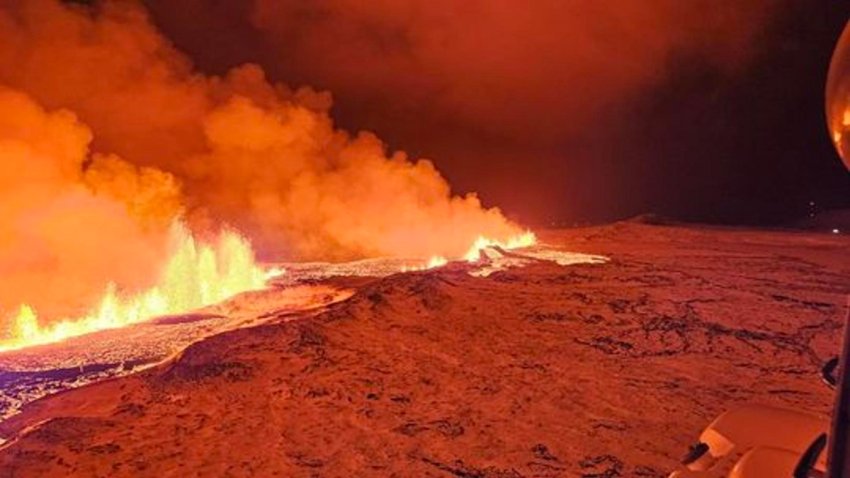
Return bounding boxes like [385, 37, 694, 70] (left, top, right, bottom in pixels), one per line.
[833, 228, 841, 234]
[809, 200, 816, 206]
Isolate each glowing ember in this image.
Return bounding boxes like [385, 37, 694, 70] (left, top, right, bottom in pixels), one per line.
[0, 224, 267, 353]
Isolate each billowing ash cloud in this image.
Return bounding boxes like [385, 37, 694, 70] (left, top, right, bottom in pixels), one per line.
[2, 0, 522, 254]
[0, 86, 176, 319]
[143, 0, 782, 222]
[0, 0, 521, 324]
[0, 0, 781, 327]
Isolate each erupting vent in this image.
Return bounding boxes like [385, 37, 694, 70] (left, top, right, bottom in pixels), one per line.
[1, 225, 267, 352]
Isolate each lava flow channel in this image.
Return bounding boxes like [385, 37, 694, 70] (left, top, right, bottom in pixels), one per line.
[0, 227, 537, 353]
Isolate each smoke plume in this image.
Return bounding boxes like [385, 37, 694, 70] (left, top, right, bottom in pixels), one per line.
[0, 86, 177, 320]
[0, 0, 521, 326]
[0, 0, 785, 330]
[143, 0, 781, 223]
[0, 0, 519, 257]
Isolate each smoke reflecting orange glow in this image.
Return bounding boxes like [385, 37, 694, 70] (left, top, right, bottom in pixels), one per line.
[0, 0, 540, 352]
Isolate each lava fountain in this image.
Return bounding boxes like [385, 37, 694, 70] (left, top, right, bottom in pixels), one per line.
[0, 225, 539, 352]
[0, 223, 267, 353]
[0, 0, 540, 353]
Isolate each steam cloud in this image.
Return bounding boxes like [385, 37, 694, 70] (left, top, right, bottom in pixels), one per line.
[0, 86, 175, 319]
[143, 0, 779, 222]
[0, 0, 521, 326]
[0, 0, 780, 330]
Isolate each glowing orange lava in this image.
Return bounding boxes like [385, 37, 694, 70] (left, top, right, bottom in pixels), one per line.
[462, 231, 537, 262]
[409, 231, 537, 271]
[0, 227, 535, 352]
[0, 224, 268, 352]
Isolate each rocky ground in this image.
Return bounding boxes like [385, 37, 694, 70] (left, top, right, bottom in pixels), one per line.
[0, 222, 847, 477]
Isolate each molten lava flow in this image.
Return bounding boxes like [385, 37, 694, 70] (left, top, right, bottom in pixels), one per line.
[462, 231, 537, 262]
[401, 255, 449, 272]
[0, 224, 267, 353]
[406, 231, 537, 271]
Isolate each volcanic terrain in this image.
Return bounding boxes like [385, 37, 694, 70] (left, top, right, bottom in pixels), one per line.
[0, 221, 848, 477]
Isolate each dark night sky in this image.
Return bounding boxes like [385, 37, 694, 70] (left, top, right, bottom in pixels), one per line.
[144, 0, 849, 227]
